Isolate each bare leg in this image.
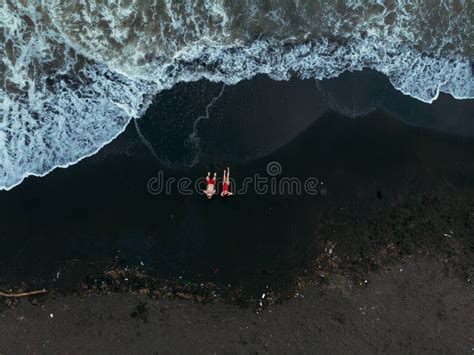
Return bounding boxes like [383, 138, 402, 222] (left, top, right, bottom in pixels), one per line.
[204, 172, 210, 194]
[220, 169, 226, 197]
[227, 167, 233, 195]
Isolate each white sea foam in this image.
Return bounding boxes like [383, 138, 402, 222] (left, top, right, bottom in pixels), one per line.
[1, 1, 155, 190]
[1, 1, 473, 190]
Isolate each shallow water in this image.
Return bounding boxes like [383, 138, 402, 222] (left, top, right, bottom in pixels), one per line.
[1, 1, 473, 190]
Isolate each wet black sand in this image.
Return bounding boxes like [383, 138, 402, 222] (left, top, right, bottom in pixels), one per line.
[0, 72, 473, 351]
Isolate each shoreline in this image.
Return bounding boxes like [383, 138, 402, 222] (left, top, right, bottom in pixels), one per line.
[3, 69, 474, 192]
[0, 74, 473, 351]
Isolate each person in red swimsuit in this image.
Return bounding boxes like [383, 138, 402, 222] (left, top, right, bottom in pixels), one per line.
[221, 167, 233, 197]
[203, 171, 217, 199]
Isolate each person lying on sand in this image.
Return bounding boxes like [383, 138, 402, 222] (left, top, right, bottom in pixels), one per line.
[221, 167, 233, 197]
[204, 172, 217, 199]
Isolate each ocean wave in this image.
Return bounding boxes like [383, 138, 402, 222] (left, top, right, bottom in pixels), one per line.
[1, 0, 473, 190]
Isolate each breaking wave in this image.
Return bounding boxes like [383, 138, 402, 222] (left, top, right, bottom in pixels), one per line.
[1, 0, 473, 190]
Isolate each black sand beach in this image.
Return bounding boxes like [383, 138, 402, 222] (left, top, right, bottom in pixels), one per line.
[1, 259, 472, 353]
[0, 73, 473, 352]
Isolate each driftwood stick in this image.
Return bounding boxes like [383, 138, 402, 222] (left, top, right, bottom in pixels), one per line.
[0, 289, 47, 298]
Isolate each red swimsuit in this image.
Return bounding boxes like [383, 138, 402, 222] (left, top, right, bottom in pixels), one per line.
[222, 182, 229, 194]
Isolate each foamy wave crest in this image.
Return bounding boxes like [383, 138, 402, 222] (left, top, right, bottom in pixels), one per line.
[1, 0, 473, 190]
[1, 2, 155, 190]
[146, 38, 472, 104]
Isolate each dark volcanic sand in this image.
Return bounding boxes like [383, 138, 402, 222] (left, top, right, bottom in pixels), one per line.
[0, 73, 473, 351]
[0, 260, 472, 353]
